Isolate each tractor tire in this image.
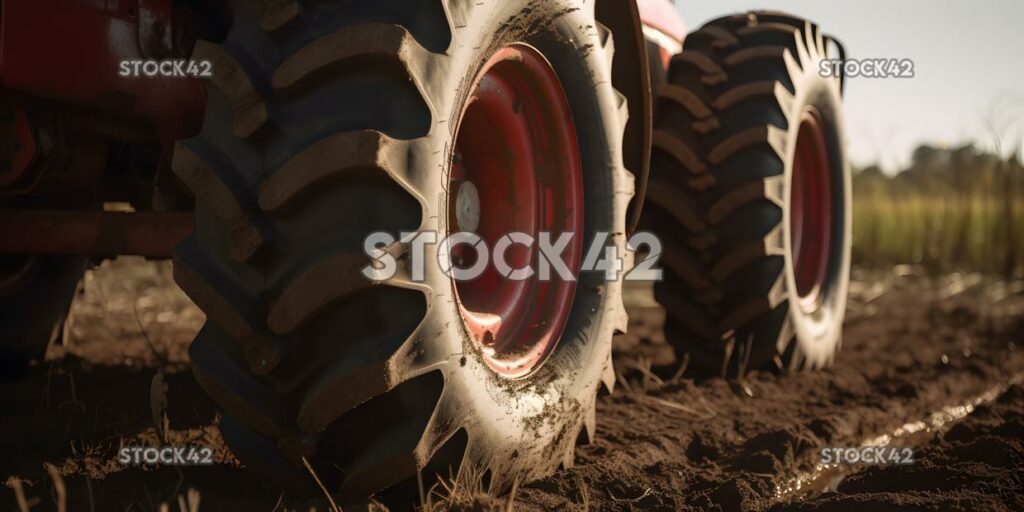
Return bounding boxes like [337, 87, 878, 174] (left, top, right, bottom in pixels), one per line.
[0, 256, 85, 381]
[172, 0, 631, 504]
[639, 11, 851, 376]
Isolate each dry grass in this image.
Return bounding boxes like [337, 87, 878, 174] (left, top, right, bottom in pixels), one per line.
[854, 194, 1024, 274]
[419, 464, 511, 512]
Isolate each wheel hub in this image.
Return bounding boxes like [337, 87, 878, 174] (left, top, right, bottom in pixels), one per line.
[455, 180, 481, 233]
[449, 44, 584, 378]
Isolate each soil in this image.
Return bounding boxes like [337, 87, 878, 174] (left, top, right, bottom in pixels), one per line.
[1, 260, 1022, 511]
[775, 382, 1024, 512]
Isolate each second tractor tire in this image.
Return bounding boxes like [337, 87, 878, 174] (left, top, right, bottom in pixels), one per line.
[640, 11, 852, 376]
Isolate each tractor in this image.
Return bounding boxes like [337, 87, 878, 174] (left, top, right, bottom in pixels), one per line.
[0, 0, 850, 504]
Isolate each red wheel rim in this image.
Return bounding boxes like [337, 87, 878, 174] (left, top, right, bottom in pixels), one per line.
[449, 44, 583, 378]
[790, 108, 833, 313]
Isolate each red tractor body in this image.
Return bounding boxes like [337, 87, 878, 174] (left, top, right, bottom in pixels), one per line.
[0, 0, 206, 146]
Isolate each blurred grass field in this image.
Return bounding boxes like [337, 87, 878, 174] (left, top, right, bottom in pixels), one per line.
[852, 144, 1023, 277]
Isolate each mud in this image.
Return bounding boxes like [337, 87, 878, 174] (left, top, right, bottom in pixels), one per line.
[1, 260, 1022, 511]
[516, 270, 1024, 511]
[775, 382, 1024, 511]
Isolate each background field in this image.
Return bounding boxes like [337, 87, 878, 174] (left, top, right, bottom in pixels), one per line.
[853, 144, 1023, 277]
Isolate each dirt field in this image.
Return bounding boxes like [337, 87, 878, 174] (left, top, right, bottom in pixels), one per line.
[1, 259, 1022, 511]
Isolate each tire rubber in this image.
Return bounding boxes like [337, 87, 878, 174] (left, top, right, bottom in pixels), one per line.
[639, 11, 852, 376]
[172, 0, 632, 502]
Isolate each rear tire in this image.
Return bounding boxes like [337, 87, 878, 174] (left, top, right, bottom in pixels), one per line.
[639, 11, 851, 375]
[173, 0, 631, 503]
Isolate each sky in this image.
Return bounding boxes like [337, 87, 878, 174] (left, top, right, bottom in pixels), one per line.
[674, 0, 1024, 172]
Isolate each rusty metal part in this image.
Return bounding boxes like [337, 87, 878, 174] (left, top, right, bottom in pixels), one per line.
[0, 95, 38, 188]
[0, 98, 79, 198]
[0, 210, 193, 257]
[3, 128, 109, 204]
[596, 0, 653, 234]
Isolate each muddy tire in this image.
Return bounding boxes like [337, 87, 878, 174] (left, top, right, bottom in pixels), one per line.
[639, 11, 851, 375]
[172, 0, 631, 503]
[0, 256, 84, 381]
